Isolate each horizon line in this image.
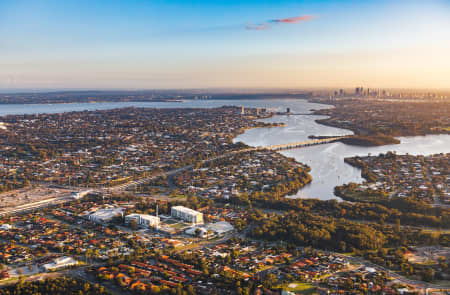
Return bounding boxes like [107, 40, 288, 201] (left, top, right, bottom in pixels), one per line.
[1, 86, 450, 94]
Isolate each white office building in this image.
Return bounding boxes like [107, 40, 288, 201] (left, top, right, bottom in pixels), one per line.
[0, 224, 12, 230]
[42, 256, 78, 271]
[88, 207, 124, 224]
[171, 206, 203, 224]
[185, 221, 233, 238]
[206, 221, 234, 237]
[125, 213, 160, 228]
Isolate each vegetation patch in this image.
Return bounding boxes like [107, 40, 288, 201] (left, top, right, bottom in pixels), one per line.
[340, 134, 400, 146]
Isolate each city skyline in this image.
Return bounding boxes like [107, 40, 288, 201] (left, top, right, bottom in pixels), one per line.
[1, 0, 450, 90]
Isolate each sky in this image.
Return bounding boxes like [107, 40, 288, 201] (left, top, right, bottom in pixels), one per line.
[1, 0, 450, 90]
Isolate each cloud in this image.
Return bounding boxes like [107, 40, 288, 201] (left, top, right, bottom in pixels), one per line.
[246, 15, 316, 31]
[246, 23, 270, 31]
[270, 15, 315, 24]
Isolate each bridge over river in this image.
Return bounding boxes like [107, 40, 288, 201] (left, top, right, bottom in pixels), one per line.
[260, 136, 348, 151]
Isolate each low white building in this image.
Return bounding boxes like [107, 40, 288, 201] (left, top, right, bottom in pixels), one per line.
[88, 207, 124, 224]
[185, 221, 234, 238]
[171, 206, 203, 224]
[185, 226, 209, 238]
[71, 190, 91, 200]
[206, 221, 234, 237]
[125, 213, 159, 228]
[42, 256, 78, 271]
[0, 224, 12, 230]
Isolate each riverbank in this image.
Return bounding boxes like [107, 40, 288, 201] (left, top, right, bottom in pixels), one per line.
[0, 98, 182, 105]
[335, 153, 450, 206]
[339, 135, 400, 146]
[311, 98, 450, 140]
[0, 92, 311, 105]
[308, 134, 400, 146]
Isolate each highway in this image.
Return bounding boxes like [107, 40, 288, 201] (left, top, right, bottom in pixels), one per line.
[113, 136, 348, 190]
[0, 195, 72, 217]
[0, 136, 347, 216]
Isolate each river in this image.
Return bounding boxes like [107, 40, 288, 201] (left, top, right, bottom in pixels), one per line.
[1, 99, 449, 200]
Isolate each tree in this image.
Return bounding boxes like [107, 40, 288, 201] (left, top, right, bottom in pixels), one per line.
[395, 219, 401, 233]
[186, 285, 195, 295]
[130, 219, 139, 230]
[422, 268, 435, 282]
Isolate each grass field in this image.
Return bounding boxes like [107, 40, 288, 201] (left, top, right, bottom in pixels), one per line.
[275, 282, 316, 294]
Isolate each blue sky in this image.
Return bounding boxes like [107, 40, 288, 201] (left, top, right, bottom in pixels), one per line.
[1, 0, 450, 89]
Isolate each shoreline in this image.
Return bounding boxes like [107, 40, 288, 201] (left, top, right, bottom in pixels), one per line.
[309, 98, 450, 146]
[0, 99, 182, 106]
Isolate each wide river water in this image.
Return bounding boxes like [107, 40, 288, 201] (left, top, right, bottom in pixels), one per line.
[1, 99, 449, 200]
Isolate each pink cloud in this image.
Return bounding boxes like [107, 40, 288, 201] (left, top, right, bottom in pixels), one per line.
[246, 14, 316, 31]
[270, 15, 315, 24]
[246, 23, 269, 31]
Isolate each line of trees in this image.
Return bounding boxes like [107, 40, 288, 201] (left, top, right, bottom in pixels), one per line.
[226, 192, 450, 229]
[0, 277, 108, 295]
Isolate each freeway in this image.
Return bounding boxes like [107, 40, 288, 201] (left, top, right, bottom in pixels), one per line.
[0, 150, 243, 215]
[0, 136, 346, 215]
[106, 165, 193, 192]
[106, 145, 259, 192]
[0, 195, 72, 217]
[107, 136, 348, 192]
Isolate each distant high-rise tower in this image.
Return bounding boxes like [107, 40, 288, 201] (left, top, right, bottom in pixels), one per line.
[241, 106, 245, 115]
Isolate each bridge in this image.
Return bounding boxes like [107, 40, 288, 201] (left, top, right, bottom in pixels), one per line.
[261, 136, 347, 151]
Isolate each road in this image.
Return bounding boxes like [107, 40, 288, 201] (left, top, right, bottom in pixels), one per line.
[104, 146, 258, 192]
[0, 195, 73, 217]
[338, 254, 447, 294]
[107, 137, 348, 192]
[0, 137, 345, 217]
[173, 232, 234, 254]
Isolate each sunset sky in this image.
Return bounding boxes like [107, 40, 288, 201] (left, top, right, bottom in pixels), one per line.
[1, 0, 450, 90]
